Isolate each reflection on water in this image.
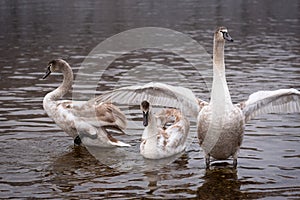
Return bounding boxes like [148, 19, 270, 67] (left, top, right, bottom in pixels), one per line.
[197, 166, 242, 199]
[0, 0, 299, 199]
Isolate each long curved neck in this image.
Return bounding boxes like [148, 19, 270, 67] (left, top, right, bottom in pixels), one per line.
[46, 63, 73, 101]
[211, 38, 233, 110]
[142, 111, 158, 141]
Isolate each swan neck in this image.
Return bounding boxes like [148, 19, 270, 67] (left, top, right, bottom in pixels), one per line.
[47, 63, 73, 101]
[213, 39, 225, 72]
[211, 39, 233, 108]
[143, 111, 158, 139]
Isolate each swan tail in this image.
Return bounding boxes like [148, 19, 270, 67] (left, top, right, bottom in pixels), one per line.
[106, 131, 131, 147]
[108, 140, 131, 147]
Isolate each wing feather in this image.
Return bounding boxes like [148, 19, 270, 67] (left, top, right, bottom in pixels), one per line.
[239, 88, 300, 122]
[90, 82, 205, 118]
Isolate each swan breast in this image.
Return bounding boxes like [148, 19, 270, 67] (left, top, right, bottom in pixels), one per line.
[197, 106, 245, 159]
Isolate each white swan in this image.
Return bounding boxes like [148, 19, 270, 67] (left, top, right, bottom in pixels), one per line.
[140, 100, 189, 159]
[93, 27, 300, 167]
[197, 27, 300, 167]
[42, 59, 130, 147]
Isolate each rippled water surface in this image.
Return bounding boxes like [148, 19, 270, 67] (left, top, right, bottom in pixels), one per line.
[0, 0, 299, 199]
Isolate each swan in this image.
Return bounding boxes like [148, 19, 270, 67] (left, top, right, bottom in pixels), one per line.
[93, 27, 300, 167]
[197, 27, 299, 167]
[140, 100, 189, 159]
[42, 59, 130, 147]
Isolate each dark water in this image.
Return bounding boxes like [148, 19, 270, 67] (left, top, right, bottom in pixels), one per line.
[1, 0, 300, 199]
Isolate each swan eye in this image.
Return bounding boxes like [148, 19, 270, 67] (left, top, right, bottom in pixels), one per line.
[220, 31, 226, 35]
[48, 63, 55, 71]
[47, 60, 57, 70]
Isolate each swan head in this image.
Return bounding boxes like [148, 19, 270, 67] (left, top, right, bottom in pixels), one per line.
[141, 100, 150, 127]
[42, 59, 68, 79]
[214, 27, 234, 42]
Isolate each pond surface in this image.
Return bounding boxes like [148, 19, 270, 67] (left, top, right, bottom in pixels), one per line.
[0, 0, 299, 199]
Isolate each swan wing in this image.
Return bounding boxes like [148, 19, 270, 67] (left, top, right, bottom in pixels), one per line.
[72, 101, 127, 131]
[239, 88, 300, 122]
[71, 102, 130, 147]
[91, 82, 205, 118]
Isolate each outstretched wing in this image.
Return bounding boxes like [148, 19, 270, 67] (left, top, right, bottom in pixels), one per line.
[90, 82, 206, 118]
[238, 88, 300, 123]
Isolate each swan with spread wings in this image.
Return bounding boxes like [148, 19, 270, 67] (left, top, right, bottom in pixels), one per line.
[93, 27, 300, 167]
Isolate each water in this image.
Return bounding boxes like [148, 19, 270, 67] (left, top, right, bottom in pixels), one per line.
[0, 0, 299, 199]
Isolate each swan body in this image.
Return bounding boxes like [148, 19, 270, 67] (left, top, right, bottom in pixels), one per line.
[197, 27, 300, 167]
[42, 59, 130, 147]
[92, 27, 300, 167]
[197, 27, 243, 166]
[140, 101, 189, 159]
[197, 104, 244, 161]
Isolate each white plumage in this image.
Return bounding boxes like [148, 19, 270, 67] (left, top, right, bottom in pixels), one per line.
[240, 88, 300, 122]
[42, 59, 130, 147]
[93, 82, 200, 117]
[139, 101, 189, 159]
[92, 27, 300, 167]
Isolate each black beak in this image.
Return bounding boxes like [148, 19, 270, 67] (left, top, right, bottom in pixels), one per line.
[42, 67, 51, 79]
[143, 111, 148, 127]
[223, 32, 234, 42]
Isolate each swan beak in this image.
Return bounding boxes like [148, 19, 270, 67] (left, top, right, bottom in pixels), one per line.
[223, 32, 234, 42]
[42, 67, 51, 79]
[143, 111, 149, 127]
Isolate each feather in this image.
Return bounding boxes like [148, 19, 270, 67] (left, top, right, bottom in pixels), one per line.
[91, 82, 205, 118]
[239, 88, 300, 122]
